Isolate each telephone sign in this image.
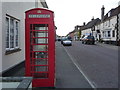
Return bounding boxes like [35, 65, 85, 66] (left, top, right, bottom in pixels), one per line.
[28, 14, 50, 18]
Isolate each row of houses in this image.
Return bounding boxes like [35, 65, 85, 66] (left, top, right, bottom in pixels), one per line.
[0, 0, 48, 75]
[68, 2, 120, 46]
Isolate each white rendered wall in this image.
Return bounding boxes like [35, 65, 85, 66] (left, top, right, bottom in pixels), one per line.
[81, 28, 92, 36]
[100, 16, 117, 41]
[1, 1, 45, 72]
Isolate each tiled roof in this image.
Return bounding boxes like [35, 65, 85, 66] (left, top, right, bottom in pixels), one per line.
[82, 18, 101, 30]
[103, 5, 120, 21]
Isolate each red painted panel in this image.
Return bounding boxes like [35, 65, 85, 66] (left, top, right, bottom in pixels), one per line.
[25, 8, 55, 87]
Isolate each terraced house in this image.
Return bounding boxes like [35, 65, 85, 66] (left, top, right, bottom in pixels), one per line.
[100, 5, 120, 45]
[0, 0, 48, 76]
[80, 2, 120, 45]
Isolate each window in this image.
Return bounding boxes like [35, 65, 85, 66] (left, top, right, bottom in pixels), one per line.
[112, 30, 115, 37]
[16, 21, 19, 47]
[10, 18, 14, 48]
[103, 31, 111, 38]
[6, 17, 9, 48]
[108, 31, 111, 37]
[6, 16, 20, 51]
[104, 31, 107, 37]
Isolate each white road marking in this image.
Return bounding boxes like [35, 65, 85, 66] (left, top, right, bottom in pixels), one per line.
[63, 46, 96, 89]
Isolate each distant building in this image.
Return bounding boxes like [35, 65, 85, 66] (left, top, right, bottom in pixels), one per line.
[74, 25, 81, 41]
[67, 2, 120, 46]
[0, 0, 48, 75]
[80, 4, 120, 45]
[67, 30, 75, 41]
[119, 1, 120, 6]
[81, 18, 101, 40]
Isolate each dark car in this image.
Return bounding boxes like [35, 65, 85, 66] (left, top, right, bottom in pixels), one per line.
[82, 35, 95, 44]
[57, 38, 61, 41]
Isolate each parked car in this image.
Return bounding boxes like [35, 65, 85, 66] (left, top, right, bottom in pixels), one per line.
[63, 39, 72, 46]
[82, 35, 95, 44]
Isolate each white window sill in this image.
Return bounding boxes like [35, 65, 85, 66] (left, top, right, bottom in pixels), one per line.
[5, 48, 21, 55]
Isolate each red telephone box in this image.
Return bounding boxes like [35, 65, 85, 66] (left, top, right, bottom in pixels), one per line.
[25, 8, 55, 87]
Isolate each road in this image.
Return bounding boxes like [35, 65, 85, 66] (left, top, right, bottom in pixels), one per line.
[56, 41, 118, 88]
[55, 42, 92, 88]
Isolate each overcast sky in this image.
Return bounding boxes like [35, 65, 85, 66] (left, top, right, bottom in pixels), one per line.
[46, 0, 120, 36]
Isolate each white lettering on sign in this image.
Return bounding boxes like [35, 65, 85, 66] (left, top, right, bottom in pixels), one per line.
[29, 14, 50, 18]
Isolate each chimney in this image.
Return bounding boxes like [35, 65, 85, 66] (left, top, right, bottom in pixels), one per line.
[91, 16, 94, 21]
[101, 5, 105, 22]
[83, 22, 86, 26]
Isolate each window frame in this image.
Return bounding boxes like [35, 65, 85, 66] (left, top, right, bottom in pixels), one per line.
[5, 15, 20, 52]
[6, 17, 10, 50]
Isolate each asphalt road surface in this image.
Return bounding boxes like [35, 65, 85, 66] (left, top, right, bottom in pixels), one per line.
[56, 41, 93, 88]
[56, 41, 118, 88]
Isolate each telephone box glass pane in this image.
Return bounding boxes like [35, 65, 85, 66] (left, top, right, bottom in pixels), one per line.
[33, 45, 48, 51]
[35, 66, 48, 72]
[33, 31, 48, 37]
[34, 38, 48, 44]
[34, 52, 48, 58]
[34, 59, 48, 65]
[33, 24, 48, 30]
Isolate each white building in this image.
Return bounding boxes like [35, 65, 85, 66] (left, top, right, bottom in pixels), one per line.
[81, 4, 120, 45]
[95, 22, 101, 41]
[81, 18, 101, 40]
[100, 5, 120, 44]
[0, 0, 48, 75]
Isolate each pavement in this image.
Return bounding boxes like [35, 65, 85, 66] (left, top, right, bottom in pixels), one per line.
[96, 42, 119, 51]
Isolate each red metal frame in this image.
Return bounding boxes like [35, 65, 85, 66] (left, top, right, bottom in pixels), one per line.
[25, 8, 55, 87]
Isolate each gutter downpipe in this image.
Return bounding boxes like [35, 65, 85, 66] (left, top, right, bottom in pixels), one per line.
[116, 15, 119, 46]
